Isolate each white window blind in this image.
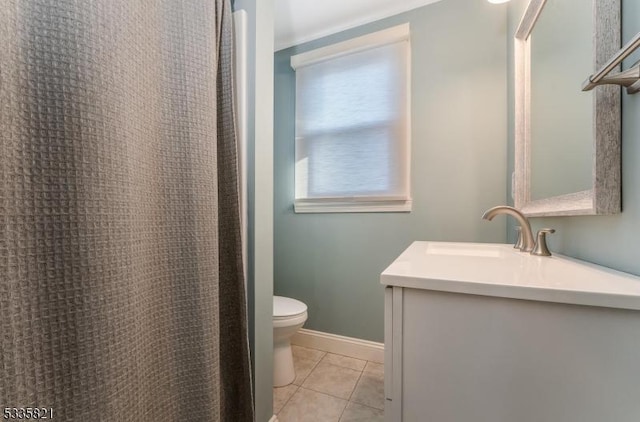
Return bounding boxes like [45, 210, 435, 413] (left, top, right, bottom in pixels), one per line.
[291, 24, 411, 213]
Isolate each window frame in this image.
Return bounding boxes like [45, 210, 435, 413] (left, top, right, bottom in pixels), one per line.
[290, 23, 412, 214]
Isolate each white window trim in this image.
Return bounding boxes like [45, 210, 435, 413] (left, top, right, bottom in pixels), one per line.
[295, 197, 412, 213]
[291, 23, 412, 214]
[290, 23, 410, 70]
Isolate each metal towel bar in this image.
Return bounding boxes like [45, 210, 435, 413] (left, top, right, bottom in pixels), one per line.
[582, 32, 640, 94]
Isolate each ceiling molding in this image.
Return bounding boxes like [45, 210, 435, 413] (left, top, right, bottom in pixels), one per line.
[274, 0, 444, 51]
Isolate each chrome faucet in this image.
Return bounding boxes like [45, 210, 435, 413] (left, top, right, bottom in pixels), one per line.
[482, 206, 535, 252]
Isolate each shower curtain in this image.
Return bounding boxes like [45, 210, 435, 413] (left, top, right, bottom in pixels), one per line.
[0, 0, 254, 421]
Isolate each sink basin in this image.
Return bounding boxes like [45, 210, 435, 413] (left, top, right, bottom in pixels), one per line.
[381, 241, 640, 311]
[424, 242, 503, 258]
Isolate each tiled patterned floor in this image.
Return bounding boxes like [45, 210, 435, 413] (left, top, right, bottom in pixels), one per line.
[274, 345, 384, 422]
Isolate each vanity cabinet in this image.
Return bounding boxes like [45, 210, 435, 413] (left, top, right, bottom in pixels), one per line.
[382, 241, 640, 422]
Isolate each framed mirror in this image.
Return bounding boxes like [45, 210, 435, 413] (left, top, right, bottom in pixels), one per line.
[514, 0, 621, 216]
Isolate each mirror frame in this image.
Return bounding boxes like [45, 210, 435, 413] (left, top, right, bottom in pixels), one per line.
[514, 0, 621, 216]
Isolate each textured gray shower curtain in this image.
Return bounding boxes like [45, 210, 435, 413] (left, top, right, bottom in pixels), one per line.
[0, 0, 254, 421]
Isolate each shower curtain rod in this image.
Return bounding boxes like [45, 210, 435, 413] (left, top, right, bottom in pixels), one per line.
[582, 31, 640, 94]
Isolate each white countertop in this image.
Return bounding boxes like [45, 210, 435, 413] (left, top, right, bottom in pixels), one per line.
[380, 241, 640, 311]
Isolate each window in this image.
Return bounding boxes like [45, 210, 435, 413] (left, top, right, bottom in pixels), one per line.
[291, 24, 411, 213]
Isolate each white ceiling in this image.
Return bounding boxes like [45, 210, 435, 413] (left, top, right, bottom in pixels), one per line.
[274, 0, 445, 51]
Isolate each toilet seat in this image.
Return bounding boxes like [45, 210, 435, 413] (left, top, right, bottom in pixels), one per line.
[273, 296, 307, 319]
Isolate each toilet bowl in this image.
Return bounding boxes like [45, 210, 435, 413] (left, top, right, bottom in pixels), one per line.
[273, 296, 308, 387]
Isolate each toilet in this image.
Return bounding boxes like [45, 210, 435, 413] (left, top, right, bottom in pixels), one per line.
[273, 296, 308, 387]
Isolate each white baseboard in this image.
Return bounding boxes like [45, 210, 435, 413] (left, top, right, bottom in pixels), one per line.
[291, 328, 384, 363]
[268, 416, 278, 422]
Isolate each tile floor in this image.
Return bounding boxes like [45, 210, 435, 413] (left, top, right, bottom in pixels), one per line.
[274, 345, 384, 422]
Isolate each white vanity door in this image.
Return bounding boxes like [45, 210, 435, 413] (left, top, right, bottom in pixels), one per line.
[393, 288, 640, 422]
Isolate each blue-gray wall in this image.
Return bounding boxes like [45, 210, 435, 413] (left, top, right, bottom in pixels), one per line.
[507, 0, 640, 276]
[274, 0, 508, 343]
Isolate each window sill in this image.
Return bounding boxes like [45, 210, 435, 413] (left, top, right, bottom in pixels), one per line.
[294, 199, 412, 214]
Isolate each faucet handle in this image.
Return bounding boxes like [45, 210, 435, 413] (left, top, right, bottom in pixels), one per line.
[514, 226, 523, 249]
[531, 228, 556, 257]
